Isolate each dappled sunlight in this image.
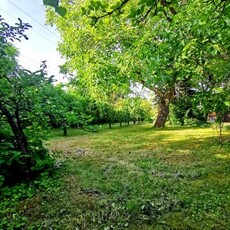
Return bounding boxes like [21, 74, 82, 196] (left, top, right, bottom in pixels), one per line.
[215, 154, 230, 159]
[49, 124, 229, 156]
[48, 124, 230, 171]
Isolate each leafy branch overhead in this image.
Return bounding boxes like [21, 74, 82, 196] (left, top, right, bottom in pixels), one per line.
[45, 0, 230, 128]
[83, 0, 179, 25]
[43, 0, 229, 23]
[43, 0, 67, 17]
[0, 17, 32, 42]
[43, 0, 178, 22]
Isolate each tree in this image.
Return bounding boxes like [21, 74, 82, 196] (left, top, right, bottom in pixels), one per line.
[173, 0, 230, 123]
[0, 17, 32, 155]
[0, 17, 54, 185]
[45, 0, 229, 128]
[39, 83, 97, 135]
[46, 0, 177, 127]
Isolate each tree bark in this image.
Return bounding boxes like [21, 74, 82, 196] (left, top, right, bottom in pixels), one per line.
[153, 97, 169, 128]
[0, 102, 28, 153]
[153, 88, 175, 128]
[63, 126, 67, 136]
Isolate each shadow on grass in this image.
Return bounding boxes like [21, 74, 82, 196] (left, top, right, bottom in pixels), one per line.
[49, 128, 89, 139]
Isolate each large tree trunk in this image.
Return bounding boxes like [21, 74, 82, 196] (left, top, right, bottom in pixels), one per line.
[0, 102, 28, 153]
[153, 97, 169, 128]
[153, 88, 175, 128]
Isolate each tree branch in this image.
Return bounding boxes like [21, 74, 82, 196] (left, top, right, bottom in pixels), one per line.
[89, 0, 130, 25]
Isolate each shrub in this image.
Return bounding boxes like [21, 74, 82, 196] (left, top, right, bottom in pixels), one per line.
[183, 118, 201, 127]
[0, 140, 54, 186]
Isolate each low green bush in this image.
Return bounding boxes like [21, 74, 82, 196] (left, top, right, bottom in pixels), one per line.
[0, 140, 54, 187]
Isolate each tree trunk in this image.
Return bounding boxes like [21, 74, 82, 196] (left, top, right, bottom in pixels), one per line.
[63, 126, 67, 136]
[0, 102, 28, 153]
[153, 97, 170, 128]
[153, 88, 175, 128]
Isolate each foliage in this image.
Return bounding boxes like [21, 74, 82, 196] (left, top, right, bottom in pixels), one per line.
[0, 17, 54, 185]
[45, 0, 230, 128]
[223, 124, 230, 131]
[183, 118, 201, 127]
[44, 0, 229, 21]
[43, 0, 67, 17]
[115, 97, 154, 125]
[0, 172, 62, 229]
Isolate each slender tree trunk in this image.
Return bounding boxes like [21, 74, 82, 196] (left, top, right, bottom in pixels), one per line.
[0, 102, 28, 153]
[63, 126, 67, 136]
[217, 112, 224, 145]
[109, 122, 112, 129]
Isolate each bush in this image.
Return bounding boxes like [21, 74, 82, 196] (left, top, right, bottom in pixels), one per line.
[223, 124, 230, 131]
[0, 140, 54, 186]
[168, 111, 182, 126]
[183, 118, 201, 127]
[145, 117, 154, 123]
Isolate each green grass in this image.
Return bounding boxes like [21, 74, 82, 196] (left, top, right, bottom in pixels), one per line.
[1, 124, 230, 229]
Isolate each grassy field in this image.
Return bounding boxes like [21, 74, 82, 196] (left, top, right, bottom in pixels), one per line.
[1, 124, 230, 229]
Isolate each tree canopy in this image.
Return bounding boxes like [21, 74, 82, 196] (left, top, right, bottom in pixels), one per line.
[45, 0, 229, 127]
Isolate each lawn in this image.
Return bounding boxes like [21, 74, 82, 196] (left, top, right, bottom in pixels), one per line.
[1, 124, 230, 229]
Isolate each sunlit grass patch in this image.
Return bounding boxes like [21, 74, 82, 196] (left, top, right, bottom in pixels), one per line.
[215, 153, 230, 159]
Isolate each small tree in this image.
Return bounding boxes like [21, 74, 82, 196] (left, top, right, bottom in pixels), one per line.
[0, 17, 54, 185]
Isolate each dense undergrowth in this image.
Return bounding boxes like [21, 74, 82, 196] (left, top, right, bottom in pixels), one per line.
[1, 124, 230, 229]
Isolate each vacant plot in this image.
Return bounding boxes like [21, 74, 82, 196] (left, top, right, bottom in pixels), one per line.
[1, 124, 230, 229]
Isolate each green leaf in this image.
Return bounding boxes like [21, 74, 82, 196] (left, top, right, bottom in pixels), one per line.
[157, 6, 164, 13]
[90, 1, 101, 10]
[146, 0, 154, 6]
[43, 0, 58, 8]
[0, 175, 4, 187]
[55, 6, 67, 17]
[138, 0, 146, 5]
[90, 18, 97, 26]
[110, 2, 120, 10]
[88, 4, 94, 10]
[103, 2, 109, 8]
[128, 8, 137, 18]
[81, 7, 87, 15]
[224, 101, 230, 107]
